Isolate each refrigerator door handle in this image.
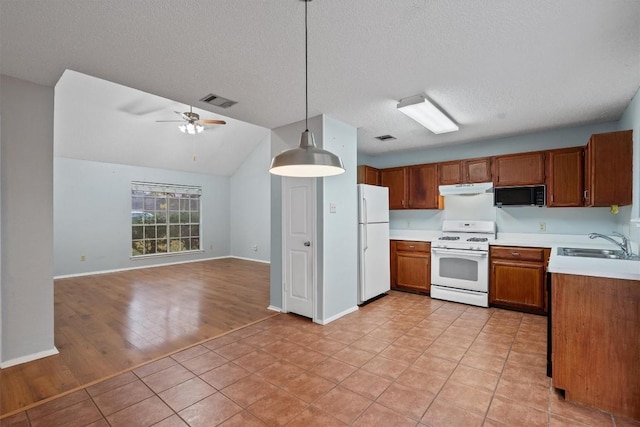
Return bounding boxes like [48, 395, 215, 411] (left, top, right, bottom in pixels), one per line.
[363, 224, 368, 251]
[362, 197, 368, 225]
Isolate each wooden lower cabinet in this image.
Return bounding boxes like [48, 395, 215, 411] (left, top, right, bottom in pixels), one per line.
[552, 273, 640, 420]
[489, 246, 550, 314]
[390, 240, 430, 294]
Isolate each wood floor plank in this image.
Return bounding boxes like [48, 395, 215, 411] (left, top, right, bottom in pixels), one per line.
[1, 258, 273, 415]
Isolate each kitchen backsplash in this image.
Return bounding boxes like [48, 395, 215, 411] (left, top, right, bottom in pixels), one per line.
[389, 194, 631, 236]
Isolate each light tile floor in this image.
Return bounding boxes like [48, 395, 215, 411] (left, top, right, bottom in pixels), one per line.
[2, 291, 638, 426]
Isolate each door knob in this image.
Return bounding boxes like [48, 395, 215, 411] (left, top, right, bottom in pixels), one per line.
[304, 241, 311, 247]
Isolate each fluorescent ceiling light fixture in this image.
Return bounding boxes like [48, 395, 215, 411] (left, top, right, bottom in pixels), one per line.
[397, 94, 459, 134]
[269, 0, 345, 178]
[178, 122, 204, 135]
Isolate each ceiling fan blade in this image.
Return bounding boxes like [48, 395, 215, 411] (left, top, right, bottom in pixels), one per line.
[200, 119, 226, 125]
[175, 111, 190, 121]
[156, 120, 184, 123]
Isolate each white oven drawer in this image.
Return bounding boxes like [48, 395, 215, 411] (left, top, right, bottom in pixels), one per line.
[431, 285, 488, 308]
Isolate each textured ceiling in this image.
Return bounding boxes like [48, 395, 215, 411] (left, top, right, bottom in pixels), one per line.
[2, 0, 640, 165]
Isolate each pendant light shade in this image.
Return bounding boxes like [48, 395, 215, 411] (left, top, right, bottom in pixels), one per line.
[269, 0, 345, 178]
[269, 130, 344, 177]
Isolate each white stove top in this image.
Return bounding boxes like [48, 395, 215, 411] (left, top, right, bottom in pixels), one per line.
[433, 220, 496, 251]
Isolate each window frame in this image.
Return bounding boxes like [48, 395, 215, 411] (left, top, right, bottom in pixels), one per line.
[130, 181, 203, 259]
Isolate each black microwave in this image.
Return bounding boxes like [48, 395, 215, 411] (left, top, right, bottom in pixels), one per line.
[494, 185, 546, 207]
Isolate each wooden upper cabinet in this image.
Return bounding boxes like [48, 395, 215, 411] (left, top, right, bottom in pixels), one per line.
[584, 130, 632, 207]
[546, 147, 584, 207]
[438, 158, 492, 185]
[380, 167, 408, 209]
[438, 161, 463, 185]
[493, 151, 545, 186]
[465, 157, 492, 183]
[357, 165, 380, 186]
[408, 163, 438, 209]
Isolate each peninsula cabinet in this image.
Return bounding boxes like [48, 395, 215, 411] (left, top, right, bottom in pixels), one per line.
[552, 273, 640, 419]
[380, 167, 408, 209]
[583, 129, 632, 207]
[489, 246, 550, 314]
[357, 165, 380, 186]
[493, 151, 545, 187]
[391, 240, 431, 294]
[407, 163, 438, 209]
[439, 157, 492, 185]
[545, 147, 583, 207]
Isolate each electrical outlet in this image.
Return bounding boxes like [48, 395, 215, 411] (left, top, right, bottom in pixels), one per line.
[539, 222, 546, 232]
[80, 255, 86, 261]
[251, 245, 258, 251]
[329, 202, 337, 213]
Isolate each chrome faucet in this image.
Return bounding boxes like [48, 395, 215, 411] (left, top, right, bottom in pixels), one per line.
[588, 232, 633, 258]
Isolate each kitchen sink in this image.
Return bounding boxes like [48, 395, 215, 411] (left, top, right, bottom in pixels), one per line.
[557, 247, 629, 259]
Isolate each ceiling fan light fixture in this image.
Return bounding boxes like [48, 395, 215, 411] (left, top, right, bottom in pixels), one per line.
[179, 122, 204, 135]
[269, 0, 345, 178]
[397, 94, 459, 134]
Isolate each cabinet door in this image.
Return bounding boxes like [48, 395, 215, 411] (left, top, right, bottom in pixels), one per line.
[396, 251, 430, 293]
[438, 161, 462, 185]
[584, 130, 632, 207]
[357, 165, 380, 185]
[493, 152, 545, 186]
[408, 163, 438, 209]
[380, 167, 408, 209]
[490, 260, 545, 312]
[546, 147, 583, 207]
[464, 157, 492, 183]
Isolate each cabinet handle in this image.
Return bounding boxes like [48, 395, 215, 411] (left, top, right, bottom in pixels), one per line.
[409, 245, 415, 249]
[511, 252, 520, 256]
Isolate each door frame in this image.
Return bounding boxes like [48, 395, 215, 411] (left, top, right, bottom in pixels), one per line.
[281, 177, 318, 323]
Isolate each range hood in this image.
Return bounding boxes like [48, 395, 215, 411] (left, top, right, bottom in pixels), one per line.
[439, 182, 493, 196]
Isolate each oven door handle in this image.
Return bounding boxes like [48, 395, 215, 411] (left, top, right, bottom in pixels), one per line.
[431, 248, 488, 257]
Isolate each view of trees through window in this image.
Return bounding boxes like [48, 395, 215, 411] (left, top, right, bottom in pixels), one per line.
[131, 182, 201, 256]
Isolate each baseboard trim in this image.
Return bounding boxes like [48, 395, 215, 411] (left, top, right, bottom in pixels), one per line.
[54, 256, 236, 279]
[1, 347, 59, 369]
[267, 305, 282, 312]
[230, 256, 270, 264]
[316, 305, 359, 325]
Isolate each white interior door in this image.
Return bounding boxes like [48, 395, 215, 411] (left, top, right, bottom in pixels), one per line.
[283, 177, 315, 319]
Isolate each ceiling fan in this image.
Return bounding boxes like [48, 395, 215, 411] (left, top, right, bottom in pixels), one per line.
[156, 106, 226, 134]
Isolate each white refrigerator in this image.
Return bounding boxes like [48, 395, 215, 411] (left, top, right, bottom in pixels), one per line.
[357, 184, 391, 304]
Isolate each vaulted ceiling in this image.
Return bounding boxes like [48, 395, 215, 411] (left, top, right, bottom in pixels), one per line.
[2, 0, 639, 174]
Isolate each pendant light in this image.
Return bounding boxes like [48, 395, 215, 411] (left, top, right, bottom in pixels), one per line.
[269, 0, 345, 177]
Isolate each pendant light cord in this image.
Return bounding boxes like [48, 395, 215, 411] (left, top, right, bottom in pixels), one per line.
[305, 0, 308, 131]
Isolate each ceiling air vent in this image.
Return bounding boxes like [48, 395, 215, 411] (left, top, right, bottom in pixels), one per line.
[375, 134, 397, 141]
[199, 93, 238, 109]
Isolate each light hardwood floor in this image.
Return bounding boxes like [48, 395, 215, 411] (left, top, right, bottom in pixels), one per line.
[0, 258, 274, 416]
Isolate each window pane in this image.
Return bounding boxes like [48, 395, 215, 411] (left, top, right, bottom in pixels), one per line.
[190, 198, 199, 211]
[180, 225, 190, 237]
[180, 198, 189, 210]
[132, 226, 143, 240]
[144, 197, 155, 210]
[169, 198, 180, 210]
[132, 196, 144, 210]
[155, 212, 167, 224]
[191, 238, 200, 250]
[157, 226, 167, 239]
[143, 212, 155, 224]
[156, 198, 167, 210]
[145, 240, 157, 254]
[180, 211, 190, 223]
[157, 240, 167, 253]
[169, 239, 182, 252]
[181, 238, 190, 251]
[169, 212, 180, 223]
[191, 225, 199, 237]
[191, 211, 200, 223]
[144, 226, 156, 239]
[169, 224, 180, 237]
[132, 240, 144, 256]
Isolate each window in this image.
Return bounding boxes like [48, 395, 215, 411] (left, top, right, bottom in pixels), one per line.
[131, 182, 202, 257]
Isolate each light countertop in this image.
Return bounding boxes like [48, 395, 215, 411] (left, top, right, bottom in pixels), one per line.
[389, 229, 640, 281]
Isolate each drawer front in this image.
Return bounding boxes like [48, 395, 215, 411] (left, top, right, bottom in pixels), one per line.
[491, 246, 545, 262]
[396, 241, 430, 252]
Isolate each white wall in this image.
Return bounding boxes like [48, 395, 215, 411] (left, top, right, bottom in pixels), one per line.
[230, 135, 271, 262]
[618, 87, 640, 241]
[54, 157, 230, 276]
[319, 116, 358, 321]
[0, 75, 56, 364]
